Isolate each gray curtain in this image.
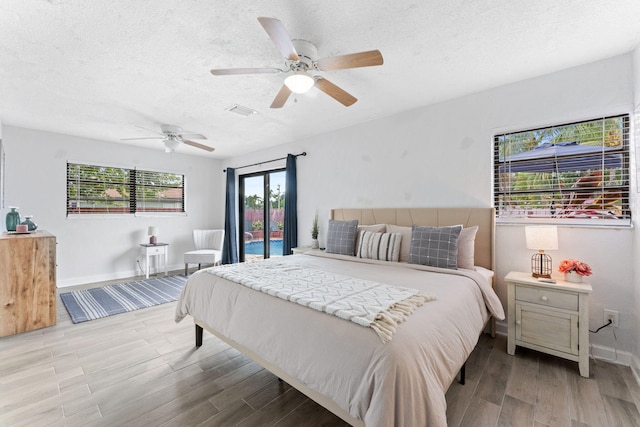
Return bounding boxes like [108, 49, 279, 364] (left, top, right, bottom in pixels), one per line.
[283, 154, 298, 255]
[222, 168, 238, 264]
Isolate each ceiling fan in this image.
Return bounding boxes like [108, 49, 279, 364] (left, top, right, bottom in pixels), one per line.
[210, 17, 384, 108]
[121, 125, 215, 153]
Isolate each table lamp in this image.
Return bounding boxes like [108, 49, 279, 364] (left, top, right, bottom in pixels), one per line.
[525, 226, 558, 278]
[148, 226, 159, 245]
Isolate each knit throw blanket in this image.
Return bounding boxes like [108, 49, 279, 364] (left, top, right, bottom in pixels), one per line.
[207, 260, 436, 343]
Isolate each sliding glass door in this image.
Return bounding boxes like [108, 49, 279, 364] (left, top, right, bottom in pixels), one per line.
[239, 170, 286, 261]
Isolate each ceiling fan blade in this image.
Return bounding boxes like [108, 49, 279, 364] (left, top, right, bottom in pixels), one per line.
[314, 78, 357, 107]
[182, 140, 215, 152]
[120, 137, 164, 141]
[270, 84, 292, 109]
[315, 50, 384, 71]
[257, 17, 299, 61]
[180, 133, 207, 140]
[210, 68, 282, 76]
[135, 125, 165, 136]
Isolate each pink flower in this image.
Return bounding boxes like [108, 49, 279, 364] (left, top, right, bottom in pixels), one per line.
[558, 259, 592, 276]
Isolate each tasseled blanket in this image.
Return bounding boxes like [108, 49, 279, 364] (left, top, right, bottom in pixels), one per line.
[208, 259, 436, 343]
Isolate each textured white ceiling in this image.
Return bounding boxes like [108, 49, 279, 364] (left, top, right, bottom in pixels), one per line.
[1, 0, 640, 158]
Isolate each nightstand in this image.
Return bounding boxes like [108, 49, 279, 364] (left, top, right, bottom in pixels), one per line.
[140, 243, 169, 279]
[506, 271, 592, 377]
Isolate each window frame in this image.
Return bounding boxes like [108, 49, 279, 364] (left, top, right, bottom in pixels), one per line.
[66, 162, 185, 216]
[493, 114, 631, 227]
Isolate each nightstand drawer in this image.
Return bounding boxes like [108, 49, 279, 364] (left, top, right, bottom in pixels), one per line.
[515, 286, 578, 311]
[144, 246, 165, 255]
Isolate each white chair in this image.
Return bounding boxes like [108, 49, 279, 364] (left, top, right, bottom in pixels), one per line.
[184, 229, 225, 275]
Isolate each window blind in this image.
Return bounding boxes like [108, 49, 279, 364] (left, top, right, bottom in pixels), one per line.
[67, 163, 184, 215]
[493, 114, 630, 225]
[134, 169, 184, 213]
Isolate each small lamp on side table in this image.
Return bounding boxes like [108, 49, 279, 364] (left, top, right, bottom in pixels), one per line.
[148, 226, 159, 245]
[525, 225, 558, 278]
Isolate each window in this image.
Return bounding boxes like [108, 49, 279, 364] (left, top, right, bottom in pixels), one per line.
[494, 114, 630, 225]
[66, 163, 184, 215]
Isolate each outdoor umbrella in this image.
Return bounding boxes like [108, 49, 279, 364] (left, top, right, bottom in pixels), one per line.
[499, 141, 622, 173]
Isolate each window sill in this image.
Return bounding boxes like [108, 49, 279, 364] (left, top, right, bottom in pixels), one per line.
[67, 212, 187, 219]
[496, 218, 632, 229]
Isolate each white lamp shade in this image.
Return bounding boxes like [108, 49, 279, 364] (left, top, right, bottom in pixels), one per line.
[525, 226, 558, 250]
[284, 73, 315, 94]
[148, 226, 159, 236]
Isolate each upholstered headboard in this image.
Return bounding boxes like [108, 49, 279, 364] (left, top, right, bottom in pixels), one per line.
[330, 208, 495, 271]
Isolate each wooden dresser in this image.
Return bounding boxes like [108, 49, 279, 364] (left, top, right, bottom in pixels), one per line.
[0, 230, 57, 337]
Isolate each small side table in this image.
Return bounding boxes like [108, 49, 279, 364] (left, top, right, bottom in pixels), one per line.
[506, 271, 592, 377]
[140, 243, 169, 279]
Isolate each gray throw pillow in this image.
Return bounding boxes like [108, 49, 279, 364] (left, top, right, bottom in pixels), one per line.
[409, 225, 462, 269]
[325, 219, 359, 255]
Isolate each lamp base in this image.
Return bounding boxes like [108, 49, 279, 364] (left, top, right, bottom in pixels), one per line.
[531, 252, 552, 279]
[531, 272, 552, 279]
[149, 236, 157, 245]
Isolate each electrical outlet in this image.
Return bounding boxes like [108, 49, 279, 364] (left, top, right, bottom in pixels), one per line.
[604, 309, 619, 328]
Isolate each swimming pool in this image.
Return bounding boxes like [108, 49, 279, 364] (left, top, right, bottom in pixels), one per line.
[244, 239, 284, 255]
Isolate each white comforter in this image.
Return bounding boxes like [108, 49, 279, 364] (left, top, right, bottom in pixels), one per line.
[175, 252, 504, 427]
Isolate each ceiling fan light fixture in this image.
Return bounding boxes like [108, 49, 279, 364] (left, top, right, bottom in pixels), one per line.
[164, 137, 180, 153]
[284, 73, 315, 94]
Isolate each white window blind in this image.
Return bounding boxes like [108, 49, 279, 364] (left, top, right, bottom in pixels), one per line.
[67, 163, 184, 215]
[135, 169, 184, 213]
[494, 115, 630, 225]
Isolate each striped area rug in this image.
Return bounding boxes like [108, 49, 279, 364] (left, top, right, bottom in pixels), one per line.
[60, 275, 188, 324]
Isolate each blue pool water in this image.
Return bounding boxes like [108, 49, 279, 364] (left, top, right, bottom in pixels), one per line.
[245, 239, 284, 255]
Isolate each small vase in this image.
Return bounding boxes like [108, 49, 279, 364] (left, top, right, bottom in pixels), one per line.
[5, 207, 21, 232]
[564, 271, 582, 283]
[311, 238, 319, 249]
[21, 215, 38, 231]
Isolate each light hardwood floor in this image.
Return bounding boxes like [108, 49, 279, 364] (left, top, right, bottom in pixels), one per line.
[1, 275, 639, 426]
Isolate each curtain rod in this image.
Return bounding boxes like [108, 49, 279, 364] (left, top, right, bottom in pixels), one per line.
[223, 151, 307, 173]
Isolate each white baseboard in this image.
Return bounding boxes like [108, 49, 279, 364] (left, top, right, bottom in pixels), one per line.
[630, 354, 640, 385]
[57, 263, 185, 288]
[57, 269, 141, 288]
[590, 343, 633, 366]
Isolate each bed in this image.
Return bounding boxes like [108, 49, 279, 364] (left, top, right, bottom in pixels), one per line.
[175, 207, 504, 426]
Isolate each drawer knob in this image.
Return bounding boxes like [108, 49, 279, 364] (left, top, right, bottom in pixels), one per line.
[541, 296, 548, 302]
[516, 320, 521, 325]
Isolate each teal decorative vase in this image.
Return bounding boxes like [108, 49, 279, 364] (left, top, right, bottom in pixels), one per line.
[21, 215, 38, 231]
[5, 207, 21, 232]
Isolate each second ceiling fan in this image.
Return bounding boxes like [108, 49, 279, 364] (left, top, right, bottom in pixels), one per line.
[210, 17, 384, 108]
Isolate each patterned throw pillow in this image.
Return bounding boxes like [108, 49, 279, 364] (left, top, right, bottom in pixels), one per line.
[408, 225, 463, 269]
[356, 231, 402, 262]
[325, 219, 359, 255]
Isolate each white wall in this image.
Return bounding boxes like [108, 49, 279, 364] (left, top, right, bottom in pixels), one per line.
[631, 45, 640, 378]
[224, 53, 637, 359]
[1, 126, 223, 287]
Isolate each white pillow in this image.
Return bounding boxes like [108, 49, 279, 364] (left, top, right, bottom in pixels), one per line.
[457, 225, 478, 270]
[357, 224, 386, 234]
[356, 231, 402, 262]
[386, 224, 412, 262]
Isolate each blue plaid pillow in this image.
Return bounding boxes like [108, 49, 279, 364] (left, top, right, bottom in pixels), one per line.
[408, 225, 462, 269]
[325, 219, 359, 255]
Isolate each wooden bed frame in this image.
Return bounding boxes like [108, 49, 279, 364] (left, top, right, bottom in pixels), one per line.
[194, 207, 496, 426]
